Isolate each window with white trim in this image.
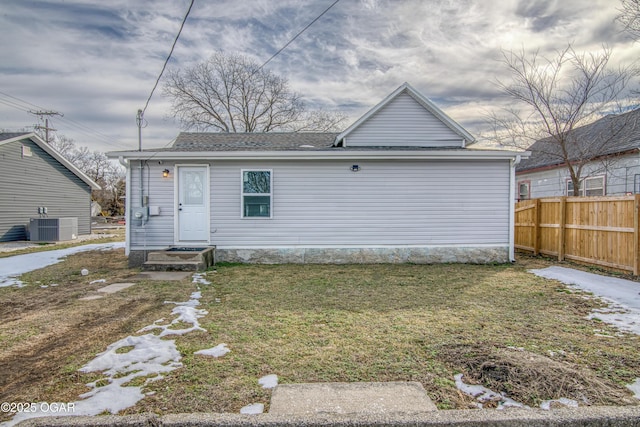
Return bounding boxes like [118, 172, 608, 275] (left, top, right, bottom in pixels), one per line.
[566, 175, 605, 197]
[242, 170, 272, 218]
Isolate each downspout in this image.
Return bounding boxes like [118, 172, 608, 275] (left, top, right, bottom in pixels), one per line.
[119, 156, 131, 256]
[509, 154, 522, 262]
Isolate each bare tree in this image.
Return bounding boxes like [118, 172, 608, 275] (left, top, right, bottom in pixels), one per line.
[50, 136, 126, 216]
[163, 52, 346, 133]
[489, 45, 634, 194]
[618, 0, 640, 40]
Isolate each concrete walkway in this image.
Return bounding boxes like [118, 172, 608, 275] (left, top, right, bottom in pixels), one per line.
[531, 266, 640, 310]
[269, 382, 437, 415]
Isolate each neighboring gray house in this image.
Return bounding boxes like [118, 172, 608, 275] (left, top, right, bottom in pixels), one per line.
[0, 132, 100, 241]
[516, 108, 640, 200]
[109, 83, 528, 265]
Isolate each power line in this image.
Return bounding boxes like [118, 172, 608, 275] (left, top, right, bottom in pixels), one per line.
[256, 0, 340, 73]
[30, 110, 63, 143]
[0, 98, 31, 113]
[0, 90, 45, 111]
[0, 91, 127, 148]
[141, 0, 195, 116]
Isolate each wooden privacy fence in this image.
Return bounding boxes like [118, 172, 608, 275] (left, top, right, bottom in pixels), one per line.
[515, 195, 640, 275]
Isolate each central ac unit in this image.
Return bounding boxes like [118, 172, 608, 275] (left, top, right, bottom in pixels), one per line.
[29, 217, 78, 242]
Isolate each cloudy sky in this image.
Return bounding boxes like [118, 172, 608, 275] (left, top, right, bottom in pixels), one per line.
[1, 0, 638, 152]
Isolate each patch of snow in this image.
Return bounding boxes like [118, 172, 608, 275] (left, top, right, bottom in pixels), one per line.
[89, 279, 106, 284]
[627, 378, 640, 399]
[40, 285, 48, 288]
[454, 373, 527, 410]
[2, 272, 205, 427]
[0, 242, 125, 287]
[192, 273, 211, 285]
[530, 267, 640, 335]
[240, 403, 264, 414]
[138, 291, 207, 337]
[195, 344, 230, 358]
[258, 374, 278, 389]
[3, 334, 182, 427]
[540, 397, 578, 410]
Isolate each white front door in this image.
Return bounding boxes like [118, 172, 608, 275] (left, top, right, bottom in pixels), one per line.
[177, 166, 209, 242]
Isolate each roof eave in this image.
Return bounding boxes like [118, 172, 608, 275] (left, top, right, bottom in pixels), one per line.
[107, 148, 528, 161]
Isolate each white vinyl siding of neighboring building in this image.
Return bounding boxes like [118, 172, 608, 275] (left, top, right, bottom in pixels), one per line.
[128, 158, 510, 250]
[344, 92, 465, 148]
[516, 153, 640, 198]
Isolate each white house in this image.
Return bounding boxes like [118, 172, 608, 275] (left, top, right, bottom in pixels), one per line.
[109, 83, 528, 266]
[516, 108, 640, 200]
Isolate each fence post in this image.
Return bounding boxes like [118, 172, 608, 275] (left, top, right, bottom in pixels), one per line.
[634, 194, 640, 276]
[558, 197, 566, 262]
[533, 198, 541, 256]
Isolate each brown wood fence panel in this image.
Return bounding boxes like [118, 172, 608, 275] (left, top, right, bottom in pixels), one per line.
[515, 195, 640, 275]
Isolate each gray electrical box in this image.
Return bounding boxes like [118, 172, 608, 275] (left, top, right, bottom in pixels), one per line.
[29, 217, 78, 241]
[131, 207, 149, 226]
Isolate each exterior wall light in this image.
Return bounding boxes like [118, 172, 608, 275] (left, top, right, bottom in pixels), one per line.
[350, 164, 361, 172]
[162, 169, 170, 178]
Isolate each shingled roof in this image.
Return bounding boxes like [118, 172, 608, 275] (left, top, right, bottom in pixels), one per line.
[517, 108, 640, 172]
[0, 132, 30, 142]
[170, 132, 340, 151]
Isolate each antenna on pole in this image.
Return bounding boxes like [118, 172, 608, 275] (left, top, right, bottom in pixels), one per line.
[29, 110, 63, 143]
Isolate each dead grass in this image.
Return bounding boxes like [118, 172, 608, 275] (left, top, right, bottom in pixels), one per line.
[1, 253, 639, 421]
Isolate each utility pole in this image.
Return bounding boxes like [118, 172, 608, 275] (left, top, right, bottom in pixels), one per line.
[29, 110, 63, 143]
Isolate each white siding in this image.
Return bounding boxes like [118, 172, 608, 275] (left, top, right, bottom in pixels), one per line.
[345, 92, 464, 147]
[130, 158, 511, 250]
[129, 160, 176, 248]
[517, 153, 640, 199]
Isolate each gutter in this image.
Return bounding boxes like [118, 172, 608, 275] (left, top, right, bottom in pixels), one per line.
[107, 149, 530, 162]
[509, 154, 522, 262]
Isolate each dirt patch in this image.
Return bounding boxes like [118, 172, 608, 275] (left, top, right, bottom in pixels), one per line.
[438, 344, 638, 408]
[0, 248, 197, 423]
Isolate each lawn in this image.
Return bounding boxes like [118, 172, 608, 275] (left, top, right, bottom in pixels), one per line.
[0, 249, 639, 421]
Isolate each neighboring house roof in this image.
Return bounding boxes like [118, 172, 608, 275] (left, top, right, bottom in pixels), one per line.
[334, 82, 476, 146]
[516, 108, 640, 173]
[0, 132, 101, 190]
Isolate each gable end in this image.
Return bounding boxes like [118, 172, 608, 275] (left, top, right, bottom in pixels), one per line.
[335, 83, 475, 149]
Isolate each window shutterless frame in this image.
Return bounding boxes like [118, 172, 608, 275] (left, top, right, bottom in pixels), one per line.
[241, 169, 273, 218]
[566, 175, 605, 197]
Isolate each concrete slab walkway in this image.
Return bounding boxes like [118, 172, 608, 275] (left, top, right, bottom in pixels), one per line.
[269, 382, 437, 415]
[130, 271, 192, 281]
[97, 282, 136, 293]
[79, 282, 137, 300]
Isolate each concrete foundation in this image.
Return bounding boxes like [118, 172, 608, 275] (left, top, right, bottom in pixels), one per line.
[215, 246, 510, 264]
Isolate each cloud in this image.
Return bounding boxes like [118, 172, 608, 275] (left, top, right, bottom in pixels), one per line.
[0, 0, 638, 151]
